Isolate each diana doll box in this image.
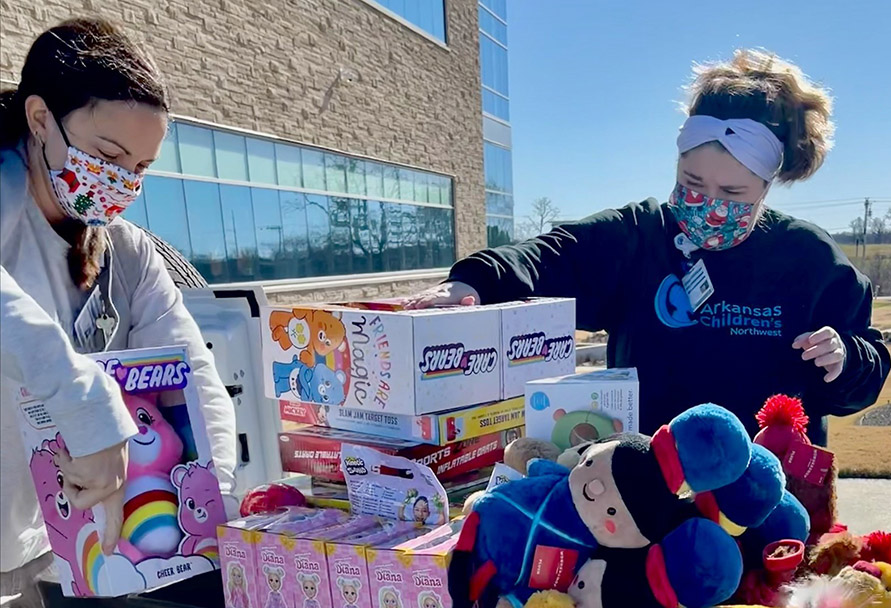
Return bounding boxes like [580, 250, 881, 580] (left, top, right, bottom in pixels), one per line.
[15, 346, 227, 598]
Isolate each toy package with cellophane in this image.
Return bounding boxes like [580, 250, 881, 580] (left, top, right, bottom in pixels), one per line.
[15, 346, 227, 597]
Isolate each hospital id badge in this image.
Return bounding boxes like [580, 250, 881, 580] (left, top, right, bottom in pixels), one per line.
[681, 259, 714, 312]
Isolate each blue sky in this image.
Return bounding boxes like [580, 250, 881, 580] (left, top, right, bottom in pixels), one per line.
[506, 0, 891, 232]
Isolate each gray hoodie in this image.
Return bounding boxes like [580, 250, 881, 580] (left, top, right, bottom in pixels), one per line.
[0, 148, 236, 574]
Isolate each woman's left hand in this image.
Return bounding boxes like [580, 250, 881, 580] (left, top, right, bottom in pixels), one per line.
[793, 327, 847, 383]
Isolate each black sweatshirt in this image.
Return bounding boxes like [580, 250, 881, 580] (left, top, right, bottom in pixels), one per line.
[449, 199, 889, 444]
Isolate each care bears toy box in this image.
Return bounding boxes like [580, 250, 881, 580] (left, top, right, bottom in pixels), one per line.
[261, 299, 575, 416]
[279, 397, 525, 446]
[524, 368, 639, 452]
[15, 346, 227, 598]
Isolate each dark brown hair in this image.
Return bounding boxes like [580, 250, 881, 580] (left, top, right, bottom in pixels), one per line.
[686, 49, 834, 184]
[0, 17, 168, 289]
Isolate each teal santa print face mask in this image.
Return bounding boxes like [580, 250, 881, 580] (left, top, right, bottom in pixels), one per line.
[668, 183, 756, 251]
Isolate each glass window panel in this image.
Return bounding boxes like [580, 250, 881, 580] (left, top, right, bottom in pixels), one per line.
[346, 159, 366, 196]
[398, 169, 414, 202]
[442, 178, 453, 207]
[365, 200, 385, 273]
[214, 131, 248, 181]
[480, 36, 496, 90]
[401, 205, 419, 270]
[329, 197, 353, 275]
[302, 149, 326, 191]
[417, 207, 435, 269]
[427, 176, 441, 206]
[418, 0, 434, 37]
[143, 176, 191, 257]
[438, 209, 456, 266]
[325, 154, 347, 194]
[431, 1, 445, 41]
[183, 181, 228, 283]
[251, 188, 283, 280]
[177, 124, 216, 178]
[383, 165, 400, 200]
[481, 0, 506, 21]
[305, 194, 331, 277]
[388, 0, 405, 18]
[124, 190, 149, 229]
[483, 89, 510, 121]
[365, 162, 384, 199]
[403, 0, 420, 31]
[350, 199, 373, 274]
[153, 123, 180, 173]
[246, 138, 277, 185]
[413, 171, 429, 204]
[275, 144, 302, 188]
[479, 6, 507, 46]
[382, 202, 403, 271]
[487, 216, 514, 248]
[279, 191, 309, 278]
[220, 184, 259, 281]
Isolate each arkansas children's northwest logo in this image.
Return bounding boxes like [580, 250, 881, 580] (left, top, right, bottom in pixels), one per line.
[418, 344, 498, 380]
[654, 274, 783, 337]
[506, 333, 574, 366]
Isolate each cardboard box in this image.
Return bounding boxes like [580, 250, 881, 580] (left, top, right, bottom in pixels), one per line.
[524, 368, 639, 452]
[16, 346, 227, 598]
[367, 522, 463, 608]
[261, 299, 576, 415]
[262, 304, 502, 415]
[278, 426, 522, 483]
[279, 397, 525, 446]
[497, 298, 576, 399]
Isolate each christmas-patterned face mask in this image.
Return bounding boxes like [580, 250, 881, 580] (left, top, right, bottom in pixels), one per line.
[43, 120, 142, 227]
[668, 183, 759, 251]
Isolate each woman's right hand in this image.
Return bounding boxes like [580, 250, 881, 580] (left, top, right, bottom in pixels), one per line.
[404, 281, 481, 310]
[55, 440, 129, 554]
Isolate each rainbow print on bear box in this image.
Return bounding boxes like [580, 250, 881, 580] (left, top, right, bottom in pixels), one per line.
[15, 345, 227, 598]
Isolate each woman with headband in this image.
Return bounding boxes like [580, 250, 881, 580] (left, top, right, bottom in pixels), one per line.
[406, 49, 889, 443]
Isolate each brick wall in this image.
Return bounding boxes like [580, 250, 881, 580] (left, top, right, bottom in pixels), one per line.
[265, 274, 446, 306]
[0, 0, 486, 258]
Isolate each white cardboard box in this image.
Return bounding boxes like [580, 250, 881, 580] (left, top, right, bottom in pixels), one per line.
[524, 368, 639, 452]
[498, 298, 576, 399]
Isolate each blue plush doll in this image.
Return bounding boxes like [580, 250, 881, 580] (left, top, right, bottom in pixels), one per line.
[567, 518, 744, 608]
[448, 404, 754, 608]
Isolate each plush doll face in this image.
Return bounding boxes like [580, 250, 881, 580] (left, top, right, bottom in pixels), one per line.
[125, 393, 184, 474]
[568, 559, 606, 608]
[309, 311, 346, 357]
[568, 441, 650, 548]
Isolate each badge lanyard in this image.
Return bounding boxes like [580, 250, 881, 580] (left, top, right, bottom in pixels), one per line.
[674, 233, 715, 312]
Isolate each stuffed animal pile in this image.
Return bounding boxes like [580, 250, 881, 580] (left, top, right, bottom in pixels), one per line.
[449, 403, 808, 608]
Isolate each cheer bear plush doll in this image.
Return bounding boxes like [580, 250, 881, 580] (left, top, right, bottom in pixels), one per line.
[448, 404, 755, 608]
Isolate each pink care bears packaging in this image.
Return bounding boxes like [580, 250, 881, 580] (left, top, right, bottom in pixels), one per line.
[15, 346, 228, 598]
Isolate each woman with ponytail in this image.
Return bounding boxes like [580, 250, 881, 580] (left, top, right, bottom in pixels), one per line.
[408, 50, 889, 443]
[0, 18, 235, 603]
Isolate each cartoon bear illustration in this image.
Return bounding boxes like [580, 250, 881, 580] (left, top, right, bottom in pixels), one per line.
[298, 573, 322, 608]
[269, 310, 346, 367]
[272, 356, 347, 405]
[263, 565, 286, 608]
[336, 576, 362, 608]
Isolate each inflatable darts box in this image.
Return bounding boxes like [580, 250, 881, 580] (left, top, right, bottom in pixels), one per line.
[261, 303, 503, 415]
[15, 346, 226, 597]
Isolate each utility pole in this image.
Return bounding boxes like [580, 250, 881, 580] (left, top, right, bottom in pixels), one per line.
[862, 197, 871, 258]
